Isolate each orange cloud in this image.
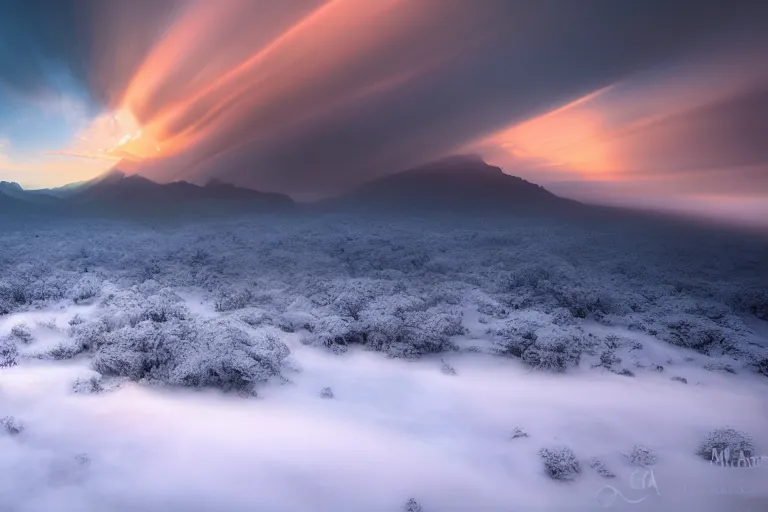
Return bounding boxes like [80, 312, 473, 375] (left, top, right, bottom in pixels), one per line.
[473, 38, 768, 191]
[107, 0, 419, 163]
[485, 87, 619, 181]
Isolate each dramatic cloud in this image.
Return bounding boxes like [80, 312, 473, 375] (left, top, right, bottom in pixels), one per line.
[1, 0, 767, 222]
[469, 29, 768, 221]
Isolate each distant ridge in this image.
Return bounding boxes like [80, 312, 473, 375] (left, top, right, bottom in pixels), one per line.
[3, 169, 294, 215]
[0, 186, 36, 213]
[1, 180, 60, 204]
[4, 156, 577, 217]
[324, 154, 578, 213]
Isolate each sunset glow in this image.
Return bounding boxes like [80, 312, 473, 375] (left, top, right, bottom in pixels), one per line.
[2, 0, 767, 226]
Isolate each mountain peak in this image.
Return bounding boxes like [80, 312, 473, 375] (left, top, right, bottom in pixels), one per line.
[328, 154, 574, 213]
[97, 168, 127, 183]
[0, 181, 24, 193]
[408, 154, 501, 176]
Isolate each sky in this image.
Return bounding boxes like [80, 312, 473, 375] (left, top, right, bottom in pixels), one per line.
[1, 0, 767, 225]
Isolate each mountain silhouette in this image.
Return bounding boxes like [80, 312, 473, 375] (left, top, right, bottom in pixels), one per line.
[0, 187, 35, 213]
[1, 181, 60, 205]
[5, 169, 294, 215]
[325, 155, 577, 213]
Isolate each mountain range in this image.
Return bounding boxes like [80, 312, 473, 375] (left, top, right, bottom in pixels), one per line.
[0, 155, 577, 216]
[0, 169, 294, 215]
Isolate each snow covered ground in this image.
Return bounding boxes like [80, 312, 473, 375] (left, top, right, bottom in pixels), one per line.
[1, 213, 767, 511]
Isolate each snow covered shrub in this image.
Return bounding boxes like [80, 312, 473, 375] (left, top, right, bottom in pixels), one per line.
[521, 338, 582, 373]
[234, 308, 273, 328]
[71, 275, 100, 303]
[671, 376, 687, 384]
[74, 453, 91, 467]
[92, 320, 174, 380]
[355, 297, 464, 358]
[625, 445, 657, 467]
[1, 282, 28, 305]
[476, 300, 508, 319]
[68, 314, 85, 326]
[552, 284, 620, 319]
[510, 427, 529, 440]
[703, 362, 736, 374]
[331, 284, 376, 320]
[100, 289, 148, 328]
[9, 323, 32, 344]
[590, 458, 615, 478]
[757, 359, 768, 377]
[1, 416, 24, 436]
[662, 315, 729, 354]
[72, 375, 104, 394]
[142, 289, 189, 323]
[214, 288, 254, 312]
[28, 276, 66, 302]
[403, 498, 424, 512]
[69, 320, 108, 352]
[440, 359, 457, 375]
[44, 340, 88, 361]
[93, 319, 290, 392]
[35, 318, 57, 330]
[615, 368, 635, 377]
[492, 315, 586, 372]
[489, 312, 547, 357]
[736, 290, 768, 320]
[604, 334, 621, 350]
[506, 265, 553, 289]
[0, 338, 18, 368]
[301, 315, 364, 355]
[697, 428, 754, 461]
[539, 446, 580, 481]
[320, 387, 334, 399]
[598, 350, 621, 368]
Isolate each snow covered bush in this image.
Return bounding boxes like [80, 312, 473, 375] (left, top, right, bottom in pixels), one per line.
[1, 416, 24, 436]
[697, 428, 755, 461]
[72, 375, 104, 394]
[69, 320, 108, 352]
[624, 445, 657, 467]
[662, 315, 730, 354]
[355, 298, 464, 358]
[403, 498, 424, 512]
[736, 290, 768, 320]
[440, 359, 457, 375]
[520, 338, 583, 373]
[0, 338, 18, 367]
[71, 275, 100, 303]
[9, 323, 32, 344]
[598, 350, 621, 368]
[92, 318, 289, 392]
[44, 340, 89, 361]
[589, 457, 615, 478]
[539, 446, 580, 481]
[491, 315, 589, 372]
[214, 288, 254, 312]
[510, 427, 528, 440]
[300, 315, 364, 355]
[142, 289, 189, 323]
